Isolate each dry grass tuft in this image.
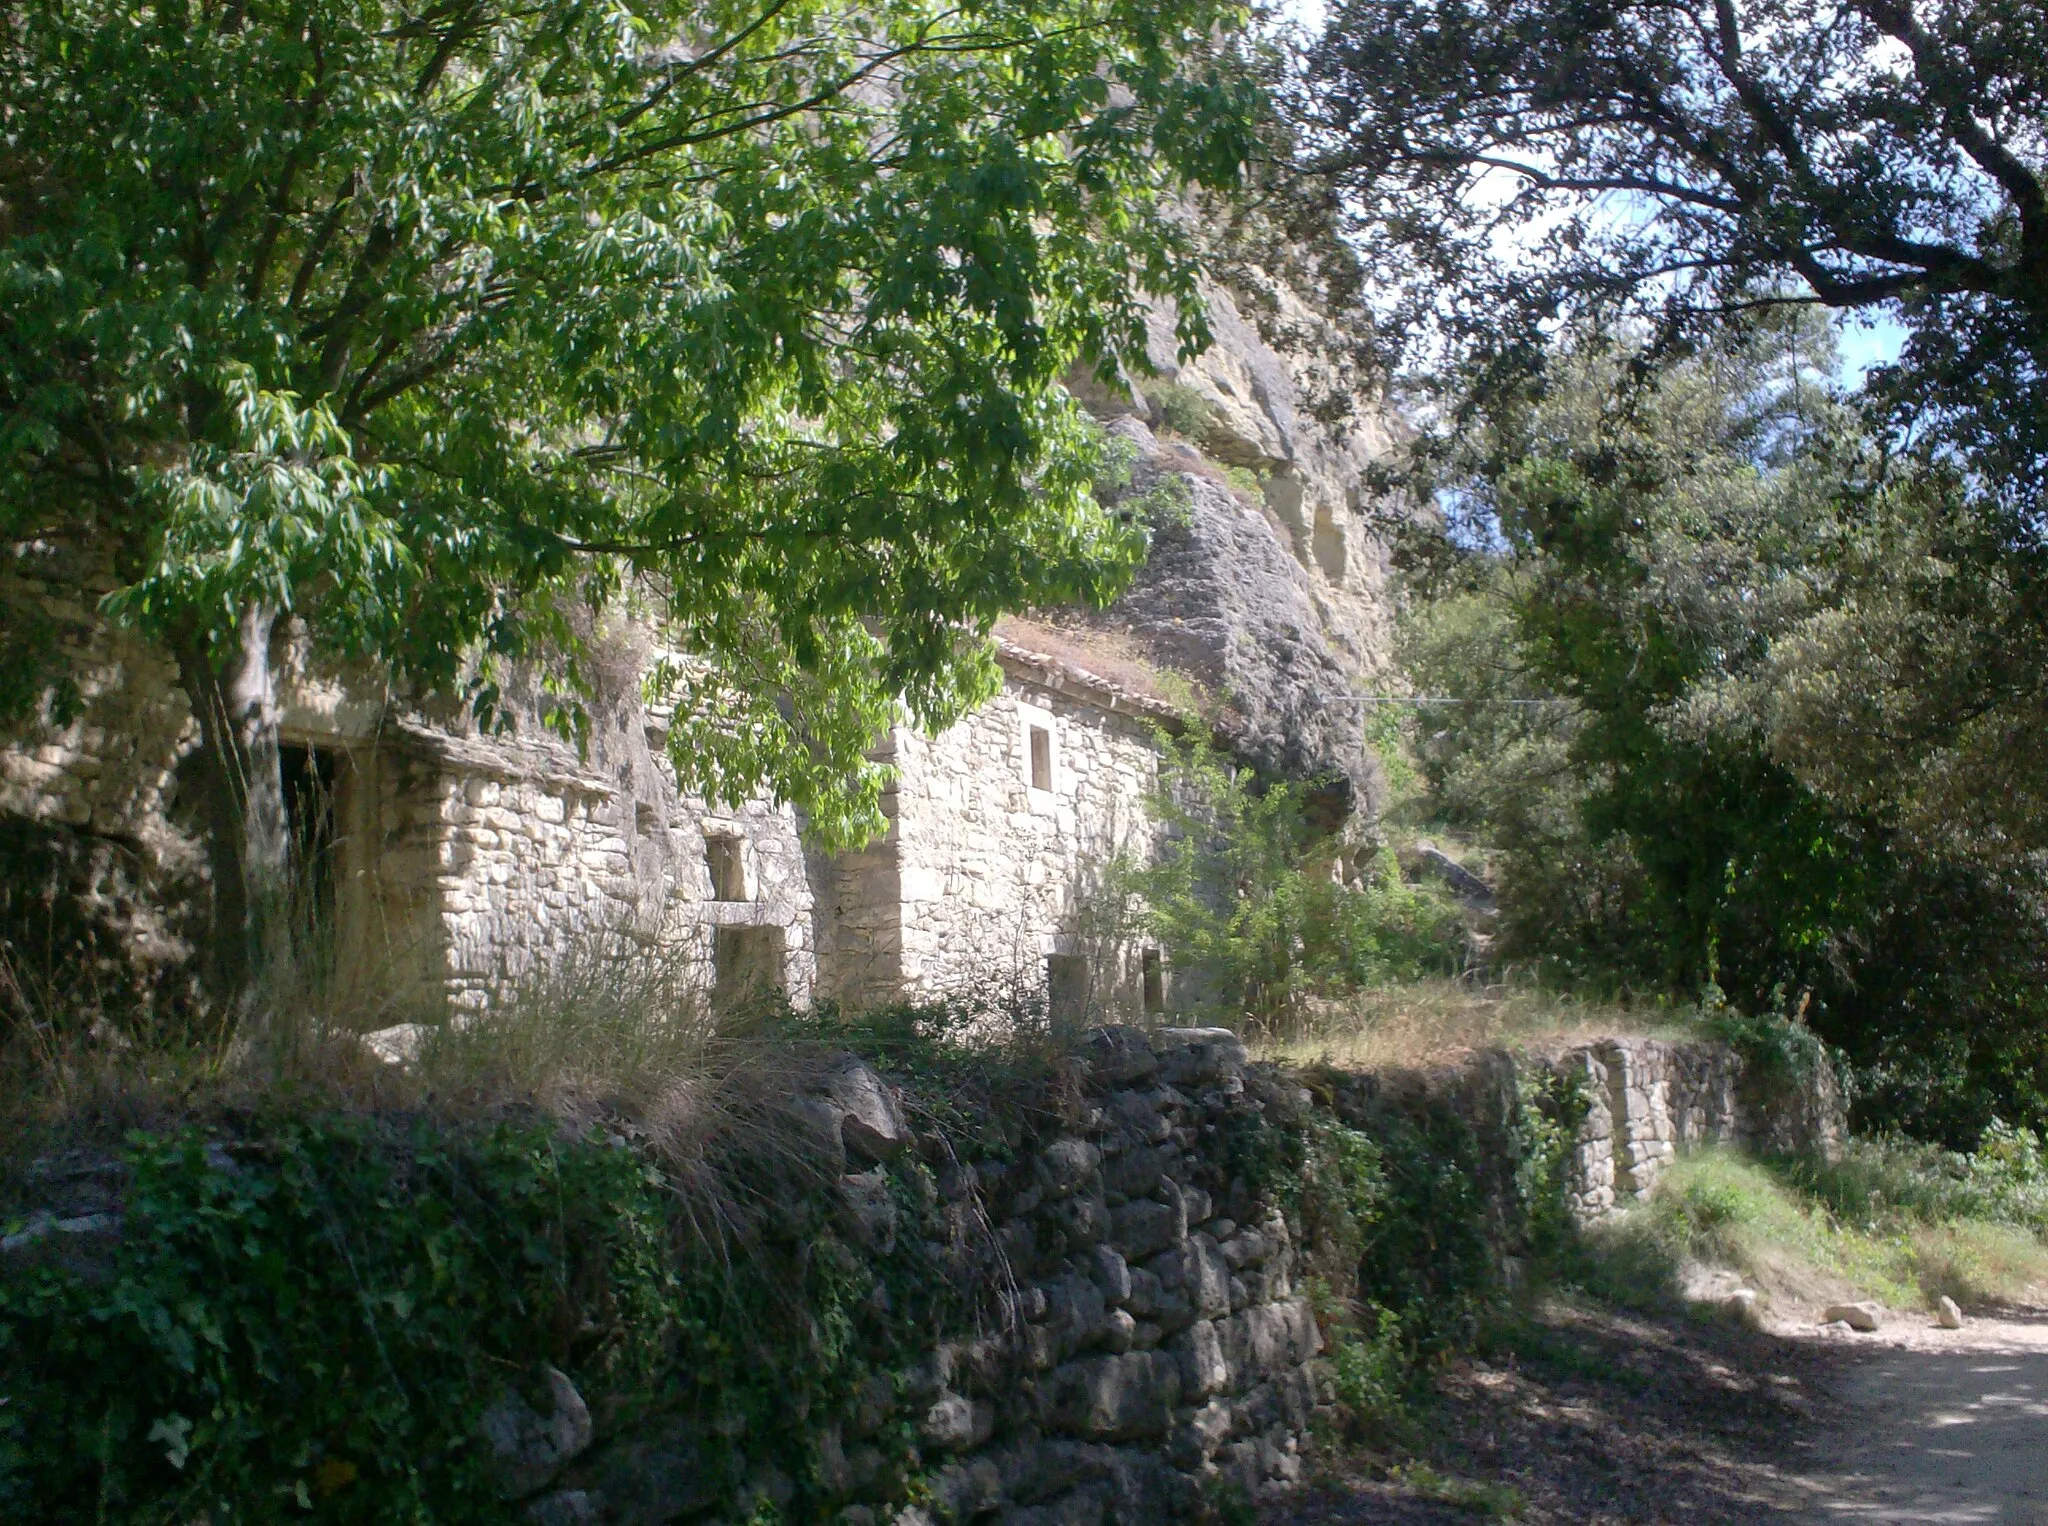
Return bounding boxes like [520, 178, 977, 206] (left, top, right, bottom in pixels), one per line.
[1253, 978, 1698, 1071]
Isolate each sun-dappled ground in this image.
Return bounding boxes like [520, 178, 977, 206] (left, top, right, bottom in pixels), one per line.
[1265, 1296, 2048, 1524]
[1266, 1297, 1833, 1523]
[1269, 1136, 2048, 1523]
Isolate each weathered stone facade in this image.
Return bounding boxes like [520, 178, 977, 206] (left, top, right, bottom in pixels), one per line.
[814, 640, 1175, 1016]
[1, 563, 1171, 1020]
[0, 546, 820, 1018]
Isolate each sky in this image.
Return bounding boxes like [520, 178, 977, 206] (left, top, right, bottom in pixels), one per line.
[1834, 310, 1910, 386]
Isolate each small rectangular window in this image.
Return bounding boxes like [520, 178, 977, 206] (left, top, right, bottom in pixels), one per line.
[1029, 725, 1052, 791]
[705, 835, 748, 901]
[1142, 949, 1165, 1014]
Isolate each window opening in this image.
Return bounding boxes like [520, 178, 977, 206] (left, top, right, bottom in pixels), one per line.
[705, 834, 748, 901]
[1028, 725, 1052, 791]
[1142, 948, 1165, 1014]
[714, 925, 786, 1007]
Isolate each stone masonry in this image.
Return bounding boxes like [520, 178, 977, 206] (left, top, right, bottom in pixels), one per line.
[1551, 1037, 1844, 1218]
[814, 640, 1178, 1016]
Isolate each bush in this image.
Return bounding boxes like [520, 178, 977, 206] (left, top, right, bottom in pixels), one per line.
[1107, 731, 1465, 1033]
[2, 1118, 671, 1520]
[0, 1106, 986, 1523]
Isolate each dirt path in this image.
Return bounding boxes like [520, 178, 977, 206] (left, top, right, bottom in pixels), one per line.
[1786, 1309, 2048, 1523]
[1263, 1301, 2048, 1525]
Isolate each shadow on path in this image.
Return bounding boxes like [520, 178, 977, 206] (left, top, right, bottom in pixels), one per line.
[1263, 1303, 2048, 1525]
[1790, 1319, 2048, 1524]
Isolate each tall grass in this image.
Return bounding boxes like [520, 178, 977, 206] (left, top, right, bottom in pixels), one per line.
[1254, 977, 1700, 1069]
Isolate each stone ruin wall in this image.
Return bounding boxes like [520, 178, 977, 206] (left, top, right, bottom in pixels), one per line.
[814, 651, 1173, 1015]
[0, 548, 1167, 1022]
[0, 544, 818, 1019]
[500, 1028, 1846, 1526]
[518, 1026, 1329, 1526]
[1550, 1037, 1845, 1219]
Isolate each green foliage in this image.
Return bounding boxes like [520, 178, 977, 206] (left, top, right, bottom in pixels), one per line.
[1778, 1126, 2048, 1239]
[1146, 381, 1217, 440]
[1397, 322, 2048, 1146]
[1563, 1146, 2048, 1316]
[1109, 731, 1463, 1030]
[2, 1118, 670, 1520]
[1237, 1074, 1575, 1434]
[1294, 0, 2048, 538]
[0, 1112, 987, 1522]
[0, 0, 1258, 871]
[1219, 463, 1266, 502]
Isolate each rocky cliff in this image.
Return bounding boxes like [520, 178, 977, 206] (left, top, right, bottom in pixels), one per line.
[1061, 272, 1405, 844]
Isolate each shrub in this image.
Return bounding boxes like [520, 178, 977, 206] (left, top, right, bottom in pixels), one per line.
[0, 1105, 988, 1523]
[1107, 731, 1465, 1034]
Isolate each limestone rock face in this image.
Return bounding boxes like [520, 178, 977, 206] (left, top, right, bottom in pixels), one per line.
[1066, 272, 1406, 839]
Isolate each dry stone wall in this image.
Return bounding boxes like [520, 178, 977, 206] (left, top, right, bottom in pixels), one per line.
[527, 1026, 1329, 1526]
[1548, 1037, 1844, 1219]
[515, 1029, 1845, 1526]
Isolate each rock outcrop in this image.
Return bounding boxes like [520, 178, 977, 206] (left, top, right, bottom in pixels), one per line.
[1065, 275, 1406, 842]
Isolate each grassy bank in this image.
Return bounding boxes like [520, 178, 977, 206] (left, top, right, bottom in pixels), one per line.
[1252, 978, 1700, 1071]
[1570, 1140, 2048, 1319]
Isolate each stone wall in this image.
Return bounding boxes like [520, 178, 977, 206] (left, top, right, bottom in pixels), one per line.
[815, 648, 1173, 1015]
[511, 1028, 1847, 1526]
[0, 546, 818, 1016]
[526, 1025, 1328, 1525]
[1547, 1037, 1845, 1219]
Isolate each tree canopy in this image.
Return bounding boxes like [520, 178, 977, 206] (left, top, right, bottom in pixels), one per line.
[0, 0, 1253, 990]
[1401, 319, 2048, 1142]
[1291, 0, 2047, 502]
[1291, 0, 2048, 866]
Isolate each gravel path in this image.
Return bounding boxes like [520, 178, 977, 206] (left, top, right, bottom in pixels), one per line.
[1264, 1301, 2048, 1525]
[1787, 1308, 2048, 1523]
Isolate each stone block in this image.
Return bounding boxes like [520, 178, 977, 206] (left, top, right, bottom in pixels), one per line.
[1043, 1351, 1180, 1440]
[1111, 1198, 1184, 1260]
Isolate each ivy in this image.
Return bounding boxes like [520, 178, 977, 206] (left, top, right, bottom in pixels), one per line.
[0, 1112, 984, 1523]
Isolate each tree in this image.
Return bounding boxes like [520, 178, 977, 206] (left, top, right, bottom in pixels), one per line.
[1292, 0, 2046, 454]
[0, 0, 1255, 1002]
[1291, 0, 2048, 861]
[1401, 321, 2048, 1142]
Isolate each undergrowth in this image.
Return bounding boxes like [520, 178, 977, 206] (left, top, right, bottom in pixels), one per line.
[0, 1098, 1002, 1523]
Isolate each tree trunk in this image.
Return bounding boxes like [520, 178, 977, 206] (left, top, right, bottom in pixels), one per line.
[172, 604, 291, 1011]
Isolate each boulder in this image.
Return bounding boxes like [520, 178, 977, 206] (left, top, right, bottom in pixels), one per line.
[480, 1366, 593, 1501]
[1038, 1138, 1102, 1198]
[1822, 1302, 1882, 1332]
[1081, 1026, 1158, 1086]
[1155, 1029, 1247, 1087]
[823, 1060, 913, 1163]
[361, 1023, 431, 1066]
[1935, 1295, 1965, 1330]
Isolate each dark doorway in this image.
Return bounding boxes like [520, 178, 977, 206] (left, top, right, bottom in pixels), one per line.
[279, 742, 342, 964]
[1142, 948, 1165, 1014]
[713, 924, 785, 1007]
[1047, 953, 1087, 1025]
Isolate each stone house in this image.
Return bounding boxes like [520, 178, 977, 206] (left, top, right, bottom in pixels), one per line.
[0, 548, 1177, 1024]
